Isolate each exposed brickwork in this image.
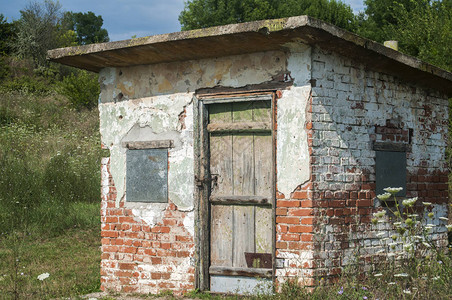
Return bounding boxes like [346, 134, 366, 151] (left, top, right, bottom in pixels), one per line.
[97, 46, 449, 294]
[100, 157, 195, 295]
[307, 47, 449, 280]
[275, 92, 315, 287]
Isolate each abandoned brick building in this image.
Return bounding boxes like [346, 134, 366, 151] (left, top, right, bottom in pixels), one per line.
[48, 16, 452, 295]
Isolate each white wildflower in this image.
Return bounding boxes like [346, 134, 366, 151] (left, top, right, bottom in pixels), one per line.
[422, 202, 432, 206]
[377, 192, 392, 201]
[432, 276, 440, 281]
[403, 289, 411, 294]
[426, 224, 436, 227]
[402, 197, 417, 207]
[394, 273, 409, 277]
[403, 243, 413, 251]
[407, 214, 418, 218]
[439, 217, 448, 221]
[373, 211, 386, 218]
[384, 187, 403, 194]
[37, 273, 50, 281]
[393, 222, 402, 226]
[374, 273, 383, 277]
[413, 235, 423, 240]
[422, 242, 431, 248]
[388, 282, 396, 285]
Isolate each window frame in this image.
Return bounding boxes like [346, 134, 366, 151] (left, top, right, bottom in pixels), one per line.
[123, 140, 174, 203]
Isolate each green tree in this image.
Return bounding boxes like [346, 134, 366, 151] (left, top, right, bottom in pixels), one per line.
[0, 14, 17, 56]
[358, 0, 451, 71]
[14, 0, 62, 67]
[179, 0, 357, 32]
[62, 11, 109, 45]
[386, 0, 451, 71]
[357, 0, 416, 42]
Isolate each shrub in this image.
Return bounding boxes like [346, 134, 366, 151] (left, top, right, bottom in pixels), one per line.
[58, 70, 99, 109]
[0, 75, 53, 96]
[0, 55, 10, 80]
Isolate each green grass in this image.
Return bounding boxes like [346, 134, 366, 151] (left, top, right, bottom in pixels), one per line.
[0, 227, 101, 299]
[0, 87, 103, 299]
[0, 91, 102, 236]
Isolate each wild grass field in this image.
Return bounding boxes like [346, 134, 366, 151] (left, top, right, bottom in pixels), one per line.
[0, 81, 103, 299]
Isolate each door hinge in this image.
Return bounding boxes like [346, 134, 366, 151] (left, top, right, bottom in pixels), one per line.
[195, 174, 218, 188]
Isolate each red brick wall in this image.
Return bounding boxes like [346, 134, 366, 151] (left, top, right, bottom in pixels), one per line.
[100, 157, 195, 295]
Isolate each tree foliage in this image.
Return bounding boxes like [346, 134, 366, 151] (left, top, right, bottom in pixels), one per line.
[388, 0, 451, 71]
[62, 11, 109, 45]
[179, 0, 357, 32]
[358, 0, 451, 71]
[0, 14, 17, 56]
[12, 1, 109, 68]
[14, 0, 63, 67]
[357, 0, 418, 42]
[58, 70, 100, 109]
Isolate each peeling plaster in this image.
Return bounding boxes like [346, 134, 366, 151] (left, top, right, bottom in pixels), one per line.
[99, 51, 289, 210]
[183, 211, 195, 237]
[277, 86, 311, 197]
[129, 203, 167, 226]
[285, 42, 312, 86]
[99, 93, 194, 208]
[99, 51, 287, 102]
[137, 255, 193, 284]
[275, 250, 314, 278]
[276, 46, 312, 197]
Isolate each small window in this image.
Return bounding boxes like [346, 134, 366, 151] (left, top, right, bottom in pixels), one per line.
[375, 150, 406, 198]
[374, 141, 408, 210]
[124, 140, 172, 203]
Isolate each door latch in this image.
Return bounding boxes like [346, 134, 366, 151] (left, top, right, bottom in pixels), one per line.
[195, 174, 218, 188]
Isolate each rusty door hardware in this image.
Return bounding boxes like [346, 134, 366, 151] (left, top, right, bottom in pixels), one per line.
[195, 174, 218, 188]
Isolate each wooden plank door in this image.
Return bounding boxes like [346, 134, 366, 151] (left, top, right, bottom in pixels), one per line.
[208, 99, 274, 294]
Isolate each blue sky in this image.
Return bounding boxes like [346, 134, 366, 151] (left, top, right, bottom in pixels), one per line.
[0, 0, 365, 42]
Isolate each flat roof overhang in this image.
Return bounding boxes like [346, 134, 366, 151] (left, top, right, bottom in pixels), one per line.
[47, 15, 452, 96]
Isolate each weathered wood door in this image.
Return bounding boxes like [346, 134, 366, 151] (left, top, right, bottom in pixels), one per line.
[206, 97, 274, 294]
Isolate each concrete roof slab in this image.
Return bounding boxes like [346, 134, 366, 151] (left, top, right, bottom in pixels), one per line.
[47, 16, 452, 95]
